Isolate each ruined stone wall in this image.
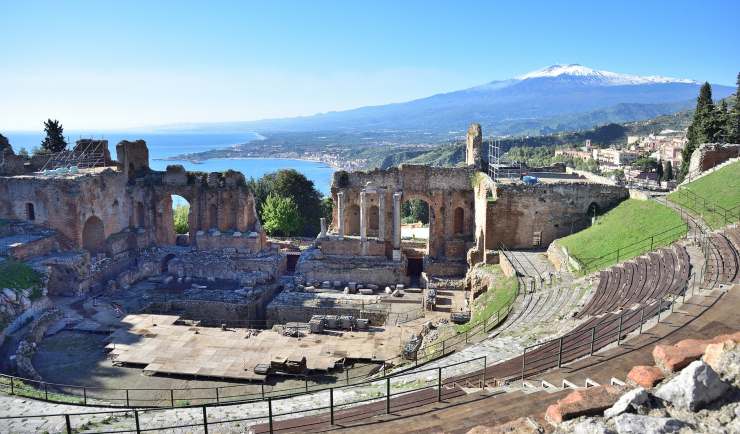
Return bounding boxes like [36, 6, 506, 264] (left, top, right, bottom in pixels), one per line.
[484, 182, 629, 250]
[318, 236, 387, 256]
[296, 247, 405, 286]
[687, 143, 740, 177]
[0, 140, 268, 260]
[329, 164, 476, 260]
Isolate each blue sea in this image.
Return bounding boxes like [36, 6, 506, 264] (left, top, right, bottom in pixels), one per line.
[4, 131, 334, 195]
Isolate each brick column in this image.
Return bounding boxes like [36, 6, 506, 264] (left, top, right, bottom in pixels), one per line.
[360, 190, 367, 242]
[378, 190, 386, 241]
[392, 191, 402, 260]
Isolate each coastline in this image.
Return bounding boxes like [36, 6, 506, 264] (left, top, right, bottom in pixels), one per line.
[156, 155, 344, 171]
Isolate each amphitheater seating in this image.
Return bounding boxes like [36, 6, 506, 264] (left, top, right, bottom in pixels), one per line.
[576, 244, 689, 319]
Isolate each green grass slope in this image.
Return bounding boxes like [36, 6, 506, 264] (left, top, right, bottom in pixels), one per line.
[558, 199, 686, 272]
[667, 160, 740, 229]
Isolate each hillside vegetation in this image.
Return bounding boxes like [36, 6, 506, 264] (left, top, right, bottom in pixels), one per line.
[0, 260, 42, 291]
[668, 160, 740, 229]
[557, 199, 686, 272]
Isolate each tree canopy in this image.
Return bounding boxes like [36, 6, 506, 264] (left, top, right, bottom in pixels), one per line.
[40, 119, 68, 153]
[248, 169, 324, 237]
[261, 193, 301, 237]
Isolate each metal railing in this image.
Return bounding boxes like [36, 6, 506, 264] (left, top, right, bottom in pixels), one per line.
[575, 222, 690, 274]
[669, 187, 740, 229]
[0, 356, 491, 434]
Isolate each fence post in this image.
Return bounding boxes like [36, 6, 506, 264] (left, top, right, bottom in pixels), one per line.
[170, 389, 174, 407]
[671, 293, 675, 313]
[346, 368, 350, 385]
[215, 387, 219, 404]
[521, 348, 526, 383]
[10, 377, 13, 395]
[126, 389, 130, 407]
[134, 410, 141, 434]
[65, 414, 72, 434]
[639, 306, 645, 335]
[657, 299, 662, 323]
[261, 383, 266, 399]
[557, 337, 563, 368]
[44, 383, 48, 401]
[268, 397, 273, 434]
[202, 406, 209, 434]
[329, 387, 335, 425]
[589, 327, 596, 356]
[305, 378, 309, 393]
[386, 377, 391, 414]
[437, 367, 443, 402]
[482, 355, 487, 387]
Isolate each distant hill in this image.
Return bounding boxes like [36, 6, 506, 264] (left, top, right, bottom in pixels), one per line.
[174, 64, 734, 137]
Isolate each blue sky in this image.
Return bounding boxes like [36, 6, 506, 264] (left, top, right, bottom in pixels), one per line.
[2, 0, 738, 130]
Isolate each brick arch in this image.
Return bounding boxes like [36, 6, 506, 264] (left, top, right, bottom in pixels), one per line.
[82, 215, 105, 254]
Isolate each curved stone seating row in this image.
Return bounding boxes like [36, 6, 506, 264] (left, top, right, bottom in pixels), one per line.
[576, 245, 689, 319]
[709, 232, 739, 285]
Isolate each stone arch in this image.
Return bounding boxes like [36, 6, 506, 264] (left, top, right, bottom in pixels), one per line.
[587, 202, 599, 218]
[346, 204, 361, 236]
[25, 203, 35, 221]
[82, 216, 105, 254]
[161, 253, 176, 273]
[453, 206, 464, 235]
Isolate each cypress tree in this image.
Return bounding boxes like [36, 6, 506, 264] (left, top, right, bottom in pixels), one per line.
[680, 82, 718, 179]
[40, 119, 68, 153]
[728, 72, 740, 143]
[663, 160, 673, 181]
[716, 100, 730, 143]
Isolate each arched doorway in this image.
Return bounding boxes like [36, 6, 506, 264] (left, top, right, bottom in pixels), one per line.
[453, 207, 464, 235]
[172, 195, 190, 245]
[82, 216, 105, 255]
[401, 198, 430, 279]
[25, 203, 35, 221]
[161, 253, 176, 273]
[368, 205, 379, 237]
[346, 204, 361, 236]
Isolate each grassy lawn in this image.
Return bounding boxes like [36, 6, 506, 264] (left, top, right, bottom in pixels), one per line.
[558, 199, 686, 272]
[456, 264, 518, 333]
[668, 161, 740, 229]
[0, 260, 42, 292]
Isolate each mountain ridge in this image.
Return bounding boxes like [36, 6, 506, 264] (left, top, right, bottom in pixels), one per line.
[154, 64, 734, 137]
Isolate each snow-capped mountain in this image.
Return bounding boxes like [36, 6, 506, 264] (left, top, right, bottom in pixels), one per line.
[516, 64, 699, 86]
[189, 64, 733, 136]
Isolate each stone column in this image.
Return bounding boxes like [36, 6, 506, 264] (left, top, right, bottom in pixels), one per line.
[337, 191, 345, 239]
[392, 191, 402, 260]
[378, 190, 386, 241]
[359, 191, 367, 241]
[319, 217, 327, 238]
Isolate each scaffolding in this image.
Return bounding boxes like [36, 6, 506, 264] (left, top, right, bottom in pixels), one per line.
[488, 136, 523, 181]
[39, 137, 108, 173]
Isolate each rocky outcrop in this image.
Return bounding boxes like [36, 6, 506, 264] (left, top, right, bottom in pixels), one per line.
[552, 332, 740, 434]
[13, 308, 63, 381]
[546, 385, 625, 424]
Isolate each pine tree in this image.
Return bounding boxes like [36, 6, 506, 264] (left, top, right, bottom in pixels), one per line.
[40, 119, 68, 153]
[728, 72, 740, 143]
